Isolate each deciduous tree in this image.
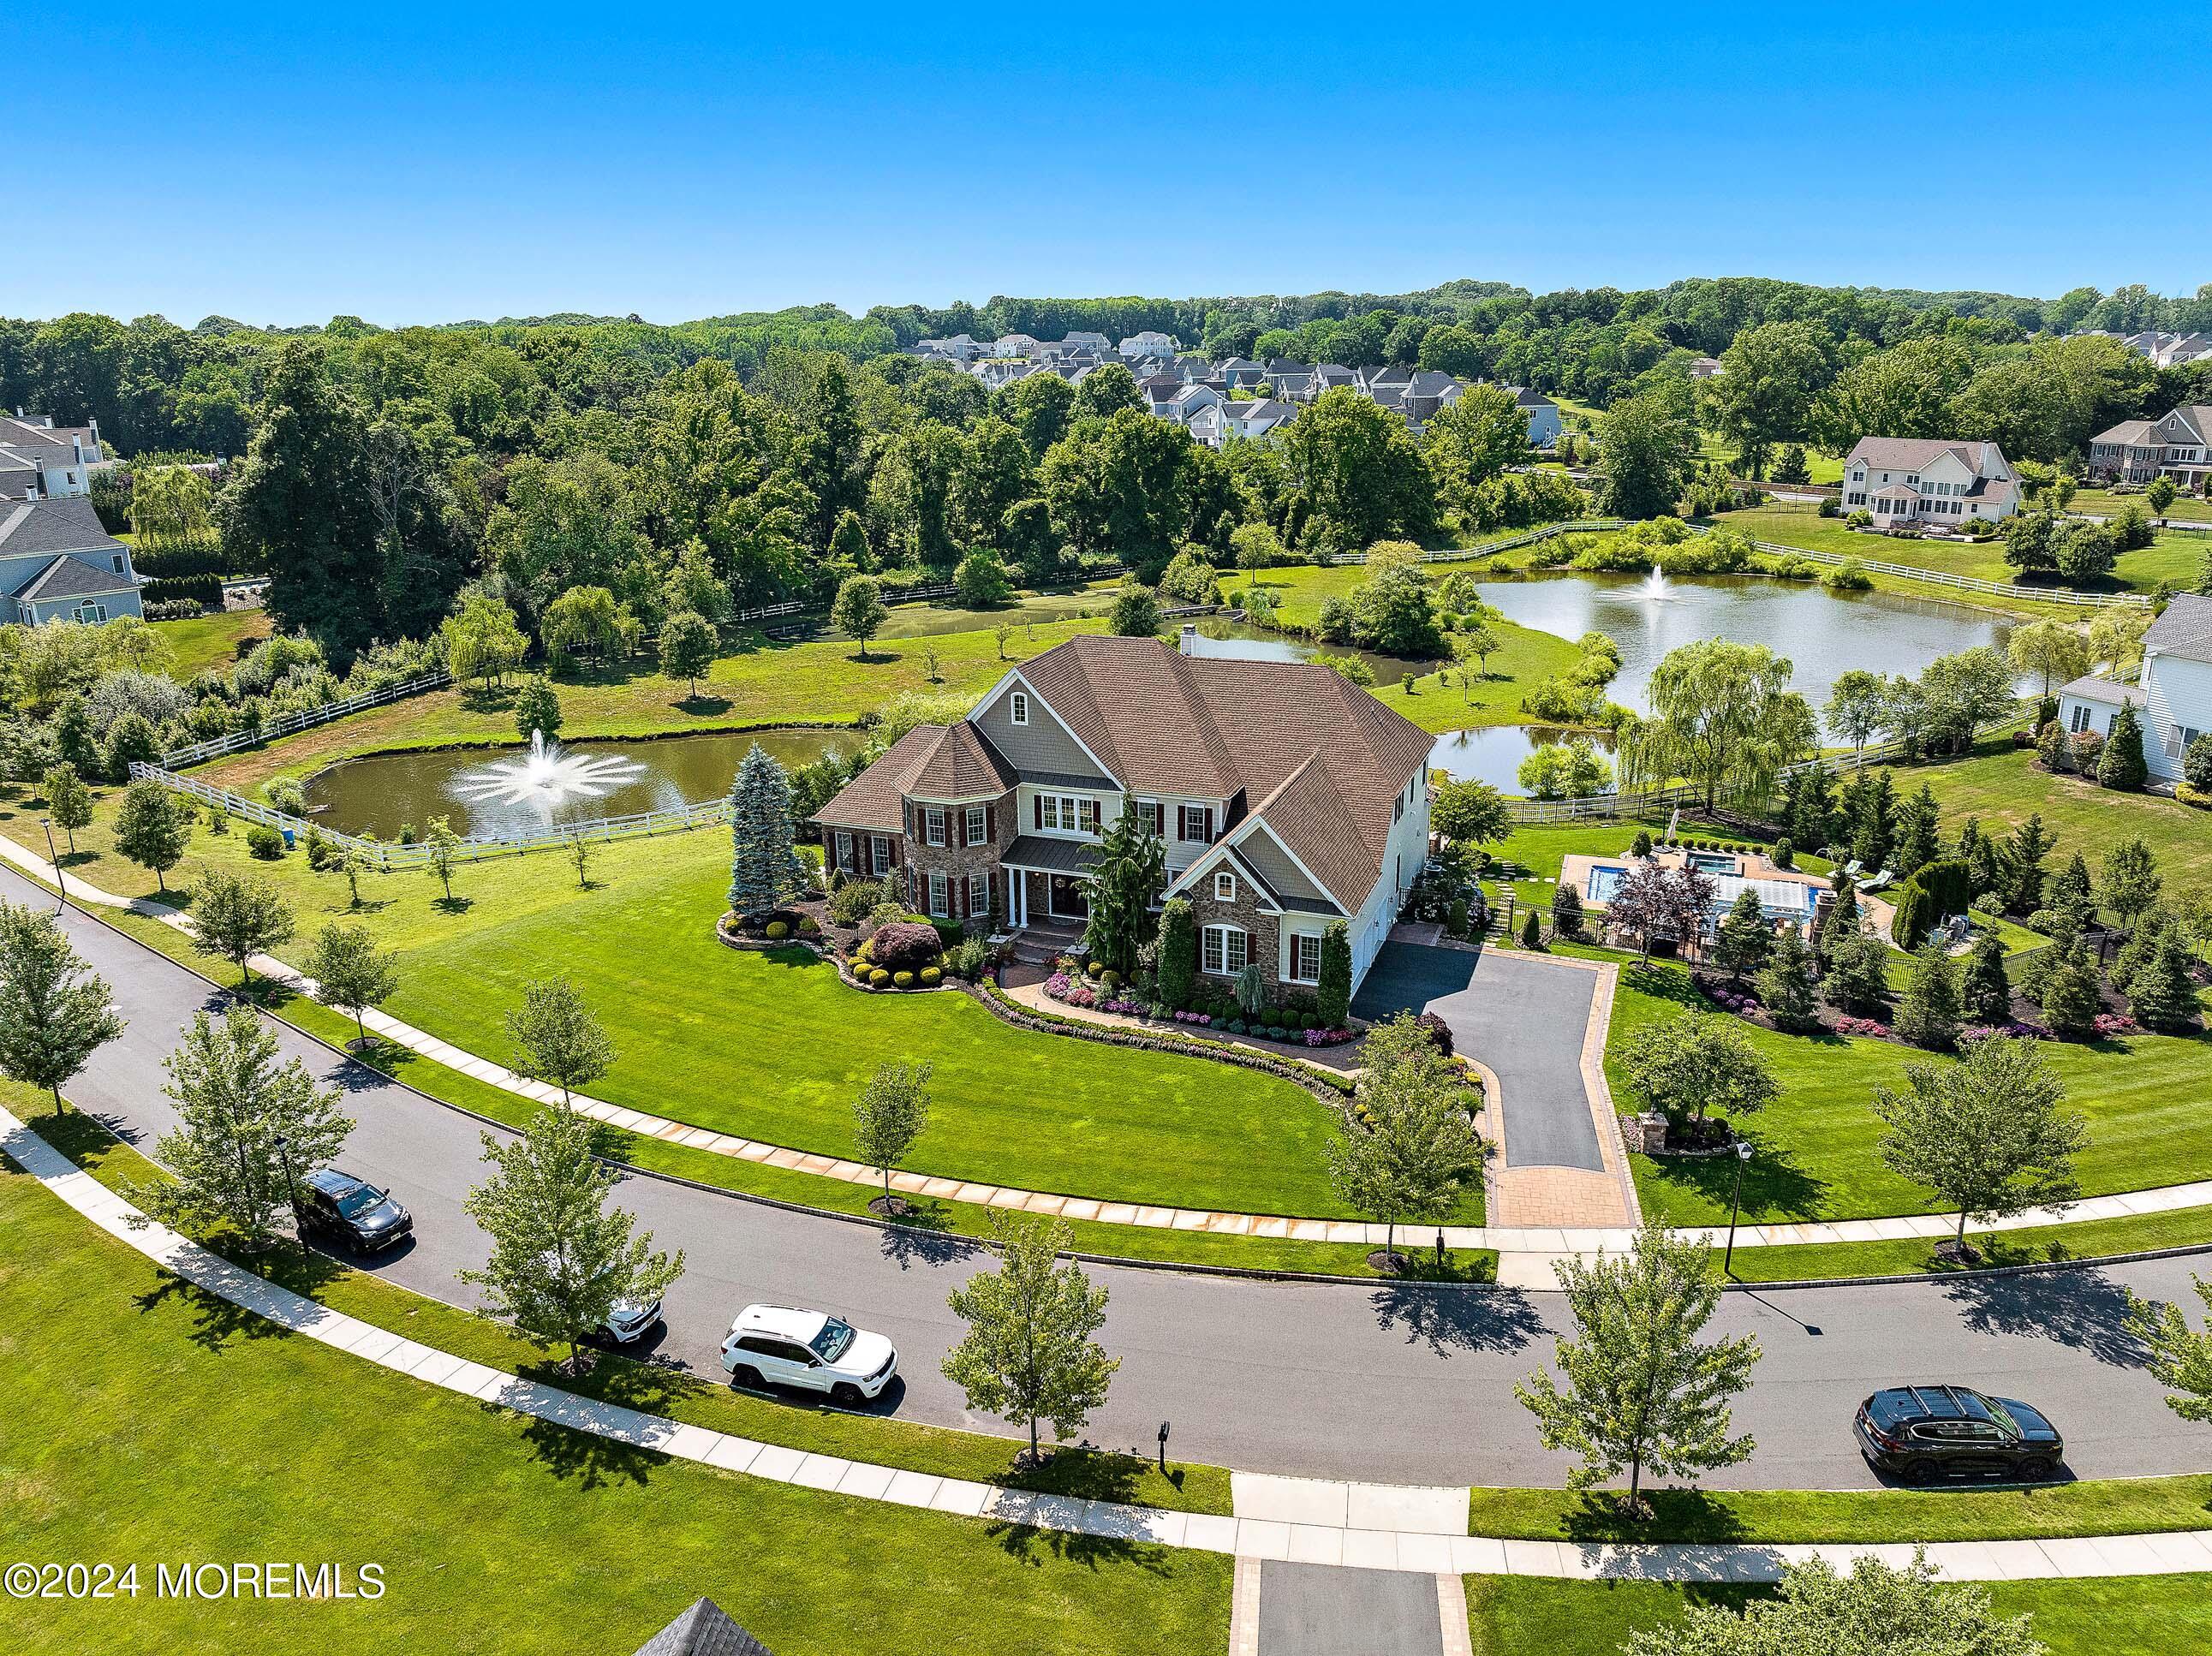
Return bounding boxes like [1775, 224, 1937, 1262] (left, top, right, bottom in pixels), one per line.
[1875, 1034, 2087, 1246]
[306, 922, 400, 1051]
[190, 868, 295, 987]
[942, 1212, 1118, 1466]
[112, 777, 191, 894]
[853, 1060, 932, 1212]
[1621, 1010, 1778, 1126]
[0, 901, 123, 1114]
[506, 976, 616, 1109]
[1323, 1014, 1488, 1265]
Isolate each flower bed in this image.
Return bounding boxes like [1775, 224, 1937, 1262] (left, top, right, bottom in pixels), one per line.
[974, 980, 1356, 1097]
[1040, 972, 1356, 1049]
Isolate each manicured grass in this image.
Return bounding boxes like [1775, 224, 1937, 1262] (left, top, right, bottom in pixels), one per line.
[1909, 743, 2212, 895]
[1464, 1474, 2212, 1546]
[2066, 485, 2212, 524]
[1464, 1575, 2212, 1656]
[1479, 807, 2212, 1225]
[1371, 623, 1589, 734]
[1730, 500, 2203, 595]
[0, 1151, 1231, 1656]
[0, 802, 1414, 1222]
[16, 1095, 1232, 1513]
[152, 606, 271, 680]
[75, 904, 1503, 1281]
[193, 615, 1109, 792]
[1723, 1201, 2212, 1283]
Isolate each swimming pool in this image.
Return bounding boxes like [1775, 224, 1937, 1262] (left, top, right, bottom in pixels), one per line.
[1686, 850, 1742, 876]
[1584, 861, 1819, 928]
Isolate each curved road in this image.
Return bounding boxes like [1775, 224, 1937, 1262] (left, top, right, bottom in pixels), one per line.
[15, 861, 2209, 1492]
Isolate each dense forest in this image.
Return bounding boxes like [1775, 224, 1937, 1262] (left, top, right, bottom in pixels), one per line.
[2, 276, 2207, 675]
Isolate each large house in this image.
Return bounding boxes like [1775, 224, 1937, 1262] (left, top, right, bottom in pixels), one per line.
[0, 496, 146, 625]
[2057, 593, 2212, 785]
[2087, 406, 2212, 491]
[811, 633, 1434, 1000]
[0, 413, 104, 500]
[1840, 438, 2020, 527]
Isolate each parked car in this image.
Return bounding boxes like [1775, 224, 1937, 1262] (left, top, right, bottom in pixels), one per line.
[1855, 1385, 2065, 1485]
[602, 1296, 662, 1344]
[295, 1168, 413, 1253]
[719, 1303, 898, 1404]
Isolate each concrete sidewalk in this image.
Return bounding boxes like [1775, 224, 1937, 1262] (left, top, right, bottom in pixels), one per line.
[4, 831, 2205, 1265]
[9, 1100, 2212, 1586]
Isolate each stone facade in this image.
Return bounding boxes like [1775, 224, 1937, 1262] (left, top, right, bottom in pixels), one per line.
[897, 790, 1017, 929]
[1187, 870, 1286, 1001]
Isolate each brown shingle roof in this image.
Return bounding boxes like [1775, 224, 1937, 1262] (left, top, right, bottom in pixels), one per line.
[810, 724, 941, 832]
[1018, 635, 1432, 909]
[908, 720, 1016, 799]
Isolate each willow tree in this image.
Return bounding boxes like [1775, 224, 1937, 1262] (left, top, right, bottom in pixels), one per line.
[1622, 640, 1814, 813]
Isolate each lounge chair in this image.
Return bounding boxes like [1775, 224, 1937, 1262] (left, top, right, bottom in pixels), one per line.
[1860, 867, 1895, 893]
[1842, 859, 1863, 879]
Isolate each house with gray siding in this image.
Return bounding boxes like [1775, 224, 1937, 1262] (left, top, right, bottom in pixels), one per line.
[812, 633, 1433, 998]
[0, 497, 145, 625]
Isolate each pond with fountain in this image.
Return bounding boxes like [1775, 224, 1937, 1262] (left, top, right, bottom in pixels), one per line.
[298, 569, 2023, 830]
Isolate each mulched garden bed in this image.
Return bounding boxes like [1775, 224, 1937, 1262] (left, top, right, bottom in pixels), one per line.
[1690, 970, 2149, 1048]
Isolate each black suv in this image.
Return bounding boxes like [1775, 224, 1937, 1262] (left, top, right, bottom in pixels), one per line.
[297, 1169, 414, 1253]
[1856, 1385, 2065, 1485]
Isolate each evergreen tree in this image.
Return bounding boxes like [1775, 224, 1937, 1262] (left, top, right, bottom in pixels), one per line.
[189, 868, 295, 987]
[113, 777, 192, 895]
[130, 1005, 355, 1247]
[1514, 1222, 1760, 1516]
[2110, 909, 2169, 996]
[1815, 873, 1860, 968]
[1893, 783, 1941, 878]
[1875, 1034, 2086, 1247]
[1316, 919, 1352, 1028]
[1822, 931, 1893, 1016]
[1082, 807, 1164, 974]
[1961, 931, 2013, 1025]
[506, 976, 616, 1109]
[1785, 764, 1836, 854]
[2006, 814, 2056, 914]
[1713, 888, 1773, 982]
[725, 742, 809, 920]
[1154, 897, 1196, 1010]
[1848, 768, 1897, 870]
[0, 901, 124, 1115]
[942, 1212, 1118, 1466]
[2098, 837, 2161, 931]
[1754, 923, 1821, 1032]
[2040, 945, 2102, 1040]
[2047, 852, 2094, 932]
[1550, 882, 1585, 941]
[513, 676, 562, 742]
[2128, 928, 2203, 1033]
[1896, 941, 1963, 1050]
[460, 1099, 684, 1372]
[2098, 703, 2149, 790]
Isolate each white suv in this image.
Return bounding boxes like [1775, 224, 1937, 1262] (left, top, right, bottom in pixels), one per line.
[719, 1303, 899, 1404]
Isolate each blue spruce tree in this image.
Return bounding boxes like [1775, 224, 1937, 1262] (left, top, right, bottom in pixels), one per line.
[727, 743, 809, 920]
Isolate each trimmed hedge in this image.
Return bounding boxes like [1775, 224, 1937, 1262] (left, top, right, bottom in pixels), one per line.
[1890, 857, 1971, 949]
[141, 572, 224, 607]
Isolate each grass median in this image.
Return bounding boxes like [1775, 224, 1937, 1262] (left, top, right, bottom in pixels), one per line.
[0, 1146, 1231, 1656]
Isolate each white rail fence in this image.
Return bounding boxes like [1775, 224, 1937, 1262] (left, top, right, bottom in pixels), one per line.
[1726, 534, 2149, 610]
[131, 762, 739, 871]
[1328, 520, 1627, 565]
[158, 672, 454, 769]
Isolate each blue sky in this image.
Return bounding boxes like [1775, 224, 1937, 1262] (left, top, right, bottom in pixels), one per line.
[20, 5, 2208, 326]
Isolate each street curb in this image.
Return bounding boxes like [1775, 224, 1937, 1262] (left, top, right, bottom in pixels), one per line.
[39, 883, 2212, 1296]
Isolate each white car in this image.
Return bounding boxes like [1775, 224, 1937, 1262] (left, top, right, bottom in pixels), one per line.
[719, 1303, 899, 1403]
[601, 1296, 662, 1344]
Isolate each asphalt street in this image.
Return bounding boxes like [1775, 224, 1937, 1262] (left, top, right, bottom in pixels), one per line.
[15, 861, 2212, 1492]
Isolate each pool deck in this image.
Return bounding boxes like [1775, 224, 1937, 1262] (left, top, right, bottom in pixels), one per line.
[1561, 846, 1901, 938]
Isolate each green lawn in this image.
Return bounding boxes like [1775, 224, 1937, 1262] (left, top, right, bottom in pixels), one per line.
[0, 1153, 1229, 1656]
[152, 606, 271, 680]
[1481, 813, 2211, 1225]
[1729, 500, 2204, 595]
[1464, 1575, 2212, 1656]
[1, 796, 1410, 1222]
[2065, 485, 2212, 524]
[1910, 744, 2212, 896]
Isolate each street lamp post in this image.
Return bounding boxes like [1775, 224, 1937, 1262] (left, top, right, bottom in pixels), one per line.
[41, 818, 64, 913]
[1724, 1140, 1754, 1278]
[274, 1133, 307, 1266]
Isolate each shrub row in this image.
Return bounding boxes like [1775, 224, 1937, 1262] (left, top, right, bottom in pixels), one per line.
[973, 980, 1354, 1098]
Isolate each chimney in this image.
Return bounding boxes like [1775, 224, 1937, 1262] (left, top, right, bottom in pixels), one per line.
[1178, 623, 1198, 655]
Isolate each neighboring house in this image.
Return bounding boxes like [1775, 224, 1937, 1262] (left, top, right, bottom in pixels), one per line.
[988, 333, 1042, 359]
[1061, 331, 1111, 353]
[2108, 331, 2212, 368]
[1189, 397, 1296, 448]
[811, 633, 1434, 999]
[2088, 406, 2212, 491]
[1511, 387, 1562, 447]
[1165, 383, 1224, 426]
[632, 1597, 772, 1656]
[0, 496, 146, 624]
[1119, 331, 1178, 360]
[1217, 356, 1267, 390]
[1839, 438, 2020, 526]
[0, 413, 104, 499]
[914, 333, 981, 361]
[1688, 356, 1724, 379]
[2057, 593, 2212, 785]
[1137, 372, 1184, 416]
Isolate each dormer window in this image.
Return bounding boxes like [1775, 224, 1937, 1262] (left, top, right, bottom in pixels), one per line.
[1214, 870, 1236, 902]
[1010, 691, 1028, 725]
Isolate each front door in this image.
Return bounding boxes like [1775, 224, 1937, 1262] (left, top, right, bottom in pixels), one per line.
[1048, 874, 1089, 920]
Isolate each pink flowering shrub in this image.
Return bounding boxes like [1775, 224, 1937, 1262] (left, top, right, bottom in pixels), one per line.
[1174, 1010, 1214, 1027]
[1044, 973, 1072, 998]
[1831, 1015, 1888, 1039]
[1962, 1021, 2051, 1044]
[1303, 1027, 1356, 1046]
[2092, 1012, 2137, 1038]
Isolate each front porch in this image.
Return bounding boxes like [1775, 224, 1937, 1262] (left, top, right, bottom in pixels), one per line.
[1000, 835, 1100, 928]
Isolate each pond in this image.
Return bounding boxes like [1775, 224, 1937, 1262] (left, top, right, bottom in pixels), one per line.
[301, 726, 854, 839]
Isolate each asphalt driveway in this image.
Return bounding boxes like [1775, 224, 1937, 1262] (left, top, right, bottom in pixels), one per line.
[1353, 942, 1604, 1172]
